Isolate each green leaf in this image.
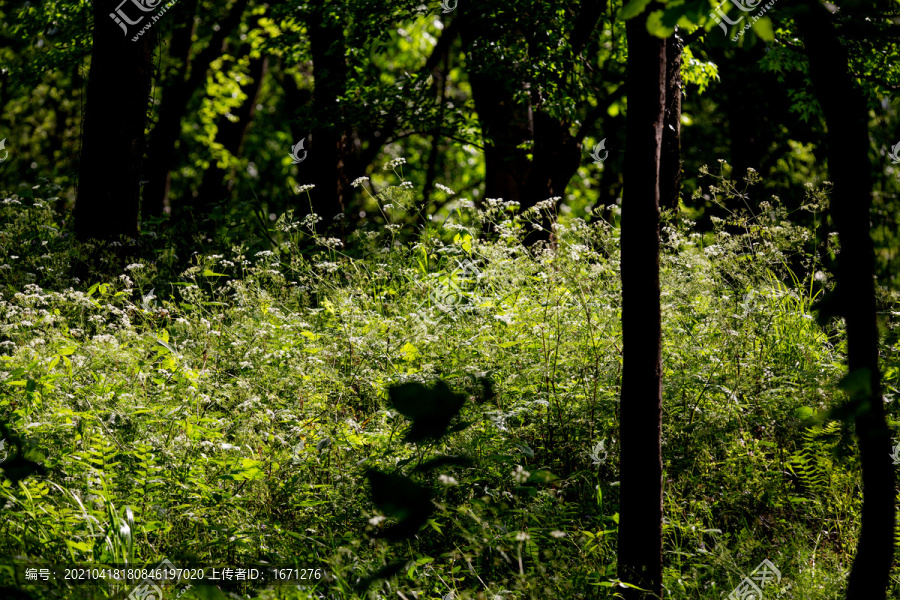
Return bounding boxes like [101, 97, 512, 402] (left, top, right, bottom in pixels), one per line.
[527, 470, 557, 484]
[619, 0, 652, 20]
[751, 17, 774, 41]
[646, 10, 675, 37]
[366, 470, 435, 541]
[388, 380, 467, 443]
[201, 269, 227, 277]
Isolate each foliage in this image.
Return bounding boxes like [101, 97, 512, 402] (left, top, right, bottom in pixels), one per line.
[0, 167, 898, 598]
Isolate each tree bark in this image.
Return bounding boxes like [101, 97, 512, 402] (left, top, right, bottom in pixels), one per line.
[659, 30, 682, 211]
[74, 0, 155, 241]
[462, 2, 612, 245]
[141, 0, 249, 220]
[617, 5, 665, 599]
[195, 52, 269, 217]
[301, 0, 352, 223]
[796, 3, 894, 599]
[421, 53, 451, 227]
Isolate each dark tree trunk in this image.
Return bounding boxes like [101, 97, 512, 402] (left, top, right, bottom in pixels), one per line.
[521, 113, 585, 245]
[617, 6, 665, 600]
[142, 0, 249, 220]
[659, 30, 683, 211]
[74, 0, 156, 241]
[196, 53, 269, 216]
[140, 0, 198, 220]
[462, 2, 610, 245]
[797, 4, 894, 600]
[302, 0, 353, 223]
[421, 53, 451, 227]
[466, 70, 533, 206]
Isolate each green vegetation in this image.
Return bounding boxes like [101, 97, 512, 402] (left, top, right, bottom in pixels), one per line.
[1, 170, 897, 599]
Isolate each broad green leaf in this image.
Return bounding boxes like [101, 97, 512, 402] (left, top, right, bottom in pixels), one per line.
[619, 0, 652, 20]
[646, 10, 675, 37]
[752, 17, 774, 41]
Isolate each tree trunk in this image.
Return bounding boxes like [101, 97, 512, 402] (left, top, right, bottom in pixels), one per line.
[796, 4, 894, 599]
[659, 30, 682, 211]
[74, 0, 155, 241]
[140, 0, 199, 220]
[196, 53, 269, 217]
[466, 70, 533, 206]
[301, 0, 353, 223]
[142, 0, 249, 220]
[421, 53, 451, 228]
[617, 6, 666, 599]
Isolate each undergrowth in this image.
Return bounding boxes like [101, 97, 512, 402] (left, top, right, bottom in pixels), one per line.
[0, 165, 898, 599]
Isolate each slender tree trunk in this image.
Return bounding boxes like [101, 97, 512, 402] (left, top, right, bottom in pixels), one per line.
[617, 6, 666, 599]
[302, 0, 353, 222]
[196, 53, 268, 216]
[74, 0, 155, 241]
[466, 70, 533, 206]
[521, 113, 584, 246]
[142, 0, 249, 220]
[421, 53, 450, 228]
[141, 0, 199, 220]
[659, 30, 682, 211]
[797, 4, 894, 599]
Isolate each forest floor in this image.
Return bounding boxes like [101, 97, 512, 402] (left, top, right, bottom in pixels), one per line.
[0, 180, 899, 599]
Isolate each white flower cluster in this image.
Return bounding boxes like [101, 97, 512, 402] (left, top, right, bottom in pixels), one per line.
[512, 465, 530, 484]
[383, 157, 406, 170]
[297, 184, 316, 193]
[438, 474, 458, 486]
[351, 176, 369, 188]
[435, 183, 455, 195]
[533, 197, 560, 211]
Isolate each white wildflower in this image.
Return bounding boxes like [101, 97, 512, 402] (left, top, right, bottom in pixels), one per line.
[351, 176, 369, 188]
[512, 465, 530, 484]
[533, 197, 560, 211]
[383, 157, 407, 170]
